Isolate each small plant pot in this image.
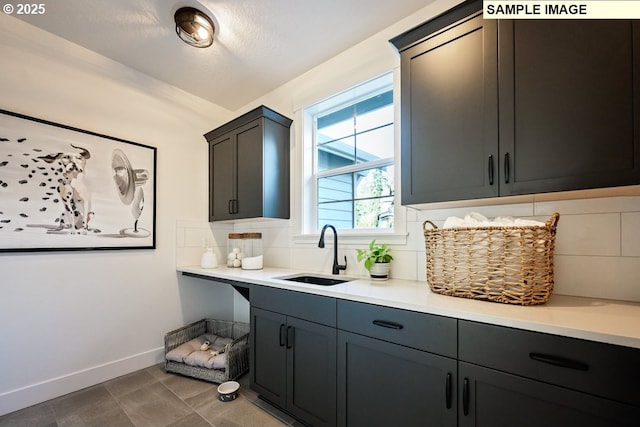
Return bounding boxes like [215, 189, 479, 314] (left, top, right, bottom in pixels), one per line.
[369, 262, 390, 280]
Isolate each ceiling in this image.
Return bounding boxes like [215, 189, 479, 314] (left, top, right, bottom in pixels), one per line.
[13, 0, 434, 111]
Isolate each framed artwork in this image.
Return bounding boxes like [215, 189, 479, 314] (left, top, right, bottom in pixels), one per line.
[0, 109, 156, 252]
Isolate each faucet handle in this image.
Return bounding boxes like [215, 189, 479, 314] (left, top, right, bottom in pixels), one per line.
[332, 256, 347, 275]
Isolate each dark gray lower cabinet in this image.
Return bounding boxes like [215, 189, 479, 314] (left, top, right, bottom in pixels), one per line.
[336, 300, 457, 427]
[337, 330, 456, 427]
[459, 362, 640, 427]
[251, 306, 337, 427]
[458, 320, 640, 426]
[248, 284, 640, 427]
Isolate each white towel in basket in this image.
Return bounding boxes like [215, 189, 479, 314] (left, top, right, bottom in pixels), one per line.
[443, 213, 544, 229]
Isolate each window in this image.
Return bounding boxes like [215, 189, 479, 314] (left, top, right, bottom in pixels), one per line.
[305, 74, 395, 232]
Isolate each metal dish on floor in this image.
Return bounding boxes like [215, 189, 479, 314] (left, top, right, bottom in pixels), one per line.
[217, 380, 240, 402]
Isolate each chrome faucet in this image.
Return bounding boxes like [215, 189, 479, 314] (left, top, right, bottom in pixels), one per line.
[318, 224, 347, 275]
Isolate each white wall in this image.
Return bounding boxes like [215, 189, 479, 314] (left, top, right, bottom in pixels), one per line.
[0, 15, 238, 415]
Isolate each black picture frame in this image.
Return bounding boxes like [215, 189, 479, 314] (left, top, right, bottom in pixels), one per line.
[0, 109, 156, 252]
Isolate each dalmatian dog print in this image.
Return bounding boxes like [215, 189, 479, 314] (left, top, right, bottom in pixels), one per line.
[0, 110, 155, 251]
[0, 138, 97, 235]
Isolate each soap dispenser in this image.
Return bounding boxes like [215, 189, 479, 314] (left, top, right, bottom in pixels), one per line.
[200, 239, 218, 269]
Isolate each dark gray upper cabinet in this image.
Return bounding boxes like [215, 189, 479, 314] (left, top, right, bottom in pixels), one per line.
[204, 105, 292, 221]
[499, 19, 640, 196]
[391, 0, 640, 204]
[392, 0, 498, 205]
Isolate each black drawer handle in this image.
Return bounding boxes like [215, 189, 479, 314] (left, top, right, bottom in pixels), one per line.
[445, 373, 452, 409]
[529, 352, 589, 371]
[372, 320, 404, 330]
[462, 378, 470, 416]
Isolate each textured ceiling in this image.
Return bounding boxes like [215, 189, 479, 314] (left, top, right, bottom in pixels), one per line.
[13, 0, 434, 111]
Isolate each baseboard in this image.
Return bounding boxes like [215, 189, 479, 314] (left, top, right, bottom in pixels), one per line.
[0, 347, 164, 416]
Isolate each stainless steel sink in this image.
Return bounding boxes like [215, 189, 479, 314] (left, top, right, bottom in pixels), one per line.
[277, 274, 351, 286]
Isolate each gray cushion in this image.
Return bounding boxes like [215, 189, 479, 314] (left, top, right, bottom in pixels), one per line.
[166, 334, 229, 370]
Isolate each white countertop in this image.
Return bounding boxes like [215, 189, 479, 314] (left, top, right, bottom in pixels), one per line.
[177, 265, 640, 350]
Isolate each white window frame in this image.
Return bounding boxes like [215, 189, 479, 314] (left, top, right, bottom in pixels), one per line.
[294, 71, 407, 244]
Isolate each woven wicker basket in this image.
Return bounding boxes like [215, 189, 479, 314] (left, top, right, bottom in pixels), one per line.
[164, 319, 250, 383]
[423, 213, 560, 305]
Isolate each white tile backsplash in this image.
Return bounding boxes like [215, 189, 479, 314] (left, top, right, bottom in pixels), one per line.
[176, 194, 640, 303]
[554, 213, 621, 256]
[554, 255, 640, 302]
[535, 195, 640, 215]
[622, 212, 640, 256]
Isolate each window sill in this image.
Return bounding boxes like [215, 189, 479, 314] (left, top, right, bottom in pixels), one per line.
[292, 231, 408, 246]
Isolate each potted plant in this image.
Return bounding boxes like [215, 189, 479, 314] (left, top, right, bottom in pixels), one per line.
[356, 239, 393, 280]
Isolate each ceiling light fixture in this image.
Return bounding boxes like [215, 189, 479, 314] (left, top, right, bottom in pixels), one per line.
[174, 6, 215, 48]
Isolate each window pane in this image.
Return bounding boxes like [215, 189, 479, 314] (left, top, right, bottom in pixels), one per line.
[318, 173, 353, 203]
[355, 196, 394, 229]
[318, 136, 355, 171]
[355, 166, 394, 199]
[355, 103, 393, 134]
[318, 201, 353, 230]
[317, 166, 394, 230]
[356, 124, 394, 163]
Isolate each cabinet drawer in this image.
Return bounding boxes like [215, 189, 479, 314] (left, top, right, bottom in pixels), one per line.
[459, 320, 640, 407]
[251, 286, 336, 327]
[337, 300, 456, 358]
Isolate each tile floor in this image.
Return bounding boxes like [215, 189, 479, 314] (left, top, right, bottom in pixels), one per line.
[0, 364, 303, 427]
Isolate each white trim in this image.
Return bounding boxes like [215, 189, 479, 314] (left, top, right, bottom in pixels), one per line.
[0, 347, 164, 416]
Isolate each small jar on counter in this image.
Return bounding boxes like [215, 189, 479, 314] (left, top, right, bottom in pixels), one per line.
[227, 233, 245, 268]
[241, 233, 263, 270]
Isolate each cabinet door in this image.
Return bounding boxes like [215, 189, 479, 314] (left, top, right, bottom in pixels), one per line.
[459, 362, 640, 427]
[499, 20, 640, 195]
[209, 134, 235, 221]
[236, 120, 263, 219]
[286, 317, 337, 427]
[250, 307, 287, 408]
[337, 330, 456, 427]
[400, 12, 498, 204]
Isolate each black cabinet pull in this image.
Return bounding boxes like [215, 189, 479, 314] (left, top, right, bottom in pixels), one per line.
[445, 373, 452, 409]
[228, 199, 239, 214]
[462, 378, 470, 416]
[529, 352, 589, 371]
[286, 326, 294, 349]
[372, 320, 404, 330]
[279, 324, 286, 347]
[504, 152, 510, 184]
[488, 155, 494, 186]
